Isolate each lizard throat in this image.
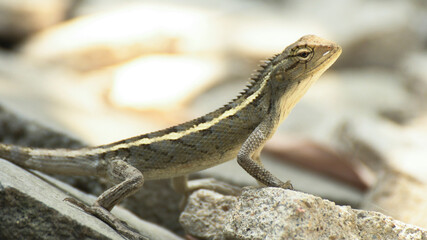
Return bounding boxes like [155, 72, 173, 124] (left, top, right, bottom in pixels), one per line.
[278, 73, 320, 124]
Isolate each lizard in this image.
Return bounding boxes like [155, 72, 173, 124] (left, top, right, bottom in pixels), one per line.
[0, 35, 341, 239]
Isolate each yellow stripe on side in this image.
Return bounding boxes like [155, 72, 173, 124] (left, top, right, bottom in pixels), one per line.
[83, 74, 271, 156]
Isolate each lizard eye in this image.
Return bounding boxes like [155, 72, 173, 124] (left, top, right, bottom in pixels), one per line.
[295, 48, 312, 61]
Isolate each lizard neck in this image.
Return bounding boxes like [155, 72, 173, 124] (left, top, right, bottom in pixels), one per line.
[277, 75, 315, 124]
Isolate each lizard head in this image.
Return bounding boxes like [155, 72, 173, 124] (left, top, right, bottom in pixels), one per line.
[265, 35, 342, 122]
[270, 34, 342, 87]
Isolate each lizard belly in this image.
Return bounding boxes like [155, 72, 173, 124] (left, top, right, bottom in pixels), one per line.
[144, 146, 240, 180]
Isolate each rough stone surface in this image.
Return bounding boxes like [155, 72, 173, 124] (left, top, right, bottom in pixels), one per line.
[179, 189, 237, 239]
[0, 159, 182, 240]
[180, 188, 427, 240]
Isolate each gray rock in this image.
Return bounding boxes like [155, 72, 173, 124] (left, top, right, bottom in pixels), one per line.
[180, 189, 237, 239]
[180, 188, 427, 240]
[0, 158, 182, 240]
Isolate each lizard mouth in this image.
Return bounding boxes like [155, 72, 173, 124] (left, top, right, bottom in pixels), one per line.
[312, 46, 342, 72]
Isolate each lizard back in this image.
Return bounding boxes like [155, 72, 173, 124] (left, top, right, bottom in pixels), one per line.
[0, 35, 342, 180]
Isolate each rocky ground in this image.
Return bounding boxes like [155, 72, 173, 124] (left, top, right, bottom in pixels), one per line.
[0, 0, 427, 239]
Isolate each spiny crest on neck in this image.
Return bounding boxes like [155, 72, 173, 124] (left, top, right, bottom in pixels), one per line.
[231, 53, 281, 102]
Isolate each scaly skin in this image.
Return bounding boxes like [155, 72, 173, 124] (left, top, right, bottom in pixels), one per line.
[0, 35, 341, 239]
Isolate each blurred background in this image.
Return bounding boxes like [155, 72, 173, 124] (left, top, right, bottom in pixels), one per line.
[0, 0, 426, 233]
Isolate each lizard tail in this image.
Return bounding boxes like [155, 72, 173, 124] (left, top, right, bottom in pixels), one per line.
[0, 144, 101, 176]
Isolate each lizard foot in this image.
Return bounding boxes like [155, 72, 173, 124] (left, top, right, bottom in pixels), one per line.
[64, 197, 148, 240]
[279, 180, 294, 190]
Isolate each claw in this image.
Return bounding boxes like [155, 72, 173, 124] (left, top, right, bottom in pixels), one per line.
[280, 181, 294, 190]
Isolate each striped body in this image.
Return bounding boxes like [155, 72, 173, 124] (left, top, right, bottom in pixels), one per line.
[0, 35, 342, 182]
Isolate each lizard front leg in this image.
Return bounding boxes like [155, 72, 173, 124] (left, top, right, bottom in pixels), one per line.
[66, 159, 146, 240]
[237, 118, 293, 190]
